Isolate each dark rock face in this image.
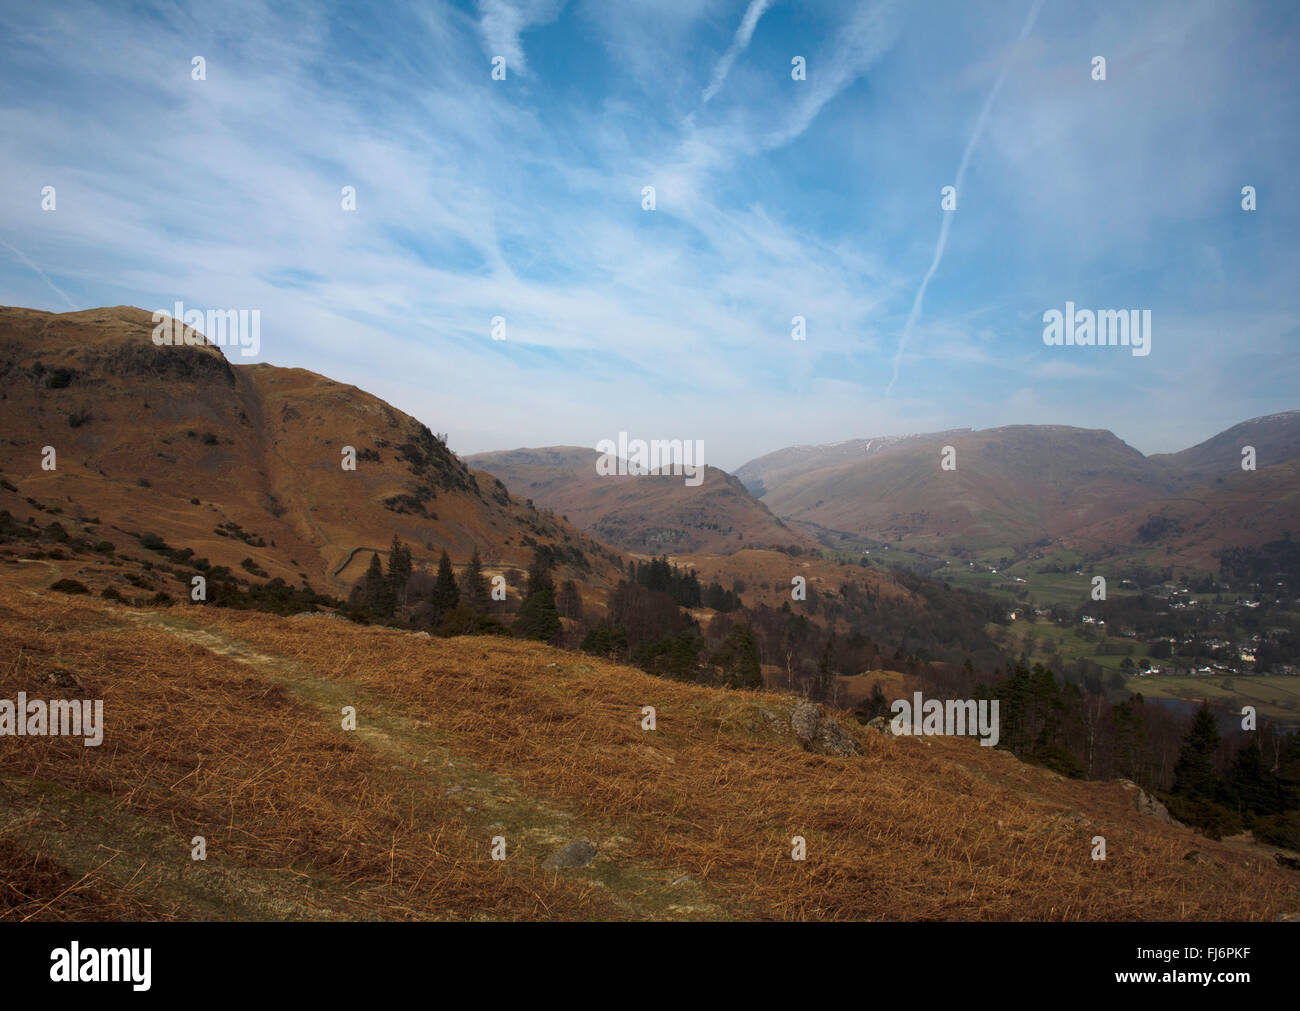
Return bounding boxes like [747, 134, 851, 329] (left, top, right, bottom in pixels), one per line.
[544, 840, 597, 869]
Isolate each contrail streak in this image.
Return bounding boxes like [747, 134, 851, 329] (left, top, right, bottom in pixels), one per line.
[702, 0, 774, 104]
[885, 0, 1045, 398]
[0, 234, 77, 310]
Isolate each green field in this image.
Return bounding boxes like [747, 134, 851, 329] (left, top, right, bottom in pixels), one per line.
[834, 533, 1224, 612]
[995, 616, 1146, 677]
[845, 542, 1152, 612]
[1128, 673, 1300, 724]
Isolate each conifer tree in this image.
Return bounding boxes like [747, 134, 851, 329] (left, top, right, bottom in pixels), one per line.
[711, 623, 762, 690]
[459, 547, 490, 613]
[556, 579, 583, 619]
[1111, 694, 1152, 783]
[361, 551, 392, 618]
[515, 560, 561, 642]
[386, 535, 412, 609]
[430, 550, 459, 620]
[1173, 703, 1221, 799]
[1228, 738, 1279, 815]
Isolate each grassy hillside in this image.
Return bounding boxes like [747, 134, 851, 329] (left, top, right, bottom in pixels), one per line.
[0, 306, 626, 597]
[3, 582, 1297, 921]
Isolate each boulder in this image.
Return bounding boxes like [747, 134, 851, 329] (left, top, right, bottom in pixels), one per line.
[544, 840, 597, 869]
[791, 701, 859, 757]
[865, 715, 896, 736]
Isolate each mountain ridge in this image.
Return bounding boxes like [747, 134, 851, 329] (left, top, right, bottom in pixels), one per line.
[0, 304, 627, 598]
[466, 444, 812, 556]
[735, 416, 1300, 568]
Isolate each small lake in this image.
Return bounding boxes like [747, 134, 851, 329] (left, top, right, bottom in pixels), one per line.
[1146, 696, 1298, 734]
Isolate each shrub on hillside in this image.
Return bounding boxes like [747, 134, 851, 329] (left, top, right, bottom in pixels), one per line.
[1163, 794, 1244, 840]
[1252, 811, 1300, 851]
[439, 603, 510, 638]
[138, 532, 167, 551]
[43, 367, 75, 389]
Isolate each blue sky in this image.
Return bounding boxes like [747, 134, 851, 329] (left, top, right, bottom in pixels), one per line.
[1, 0, 1297, 470]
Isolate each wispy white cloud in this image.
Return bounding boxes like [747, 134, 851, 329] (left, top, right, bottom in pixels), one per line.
[763, 1, 899, 150]
[580, 0, 726, 92]
[1032, 360, 1099, 380]
[473, 0, 565, 76]
[0, 0, 1295, 468]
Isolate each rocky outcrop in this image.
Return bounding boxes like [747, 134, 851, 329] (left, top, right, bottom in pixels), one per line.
[791, 701, 859, 757]
[791, 701, 822, 742]
[865, 715, 897, 736]
[1136, 788, 1179, 825]
[757, 708, 792, 737]
[1119, 779, 1184, 827]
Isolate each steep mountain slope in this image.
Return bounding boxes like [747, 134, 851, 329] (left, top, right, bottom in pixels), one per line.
[1068, 411, 1300, 567]
[0, 305, 625, 596]
[735, 430, 972, 499]
[739, 425, 1163, 552]
[1153, 410, 1300, 486]
[466, 445, 811, 555]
